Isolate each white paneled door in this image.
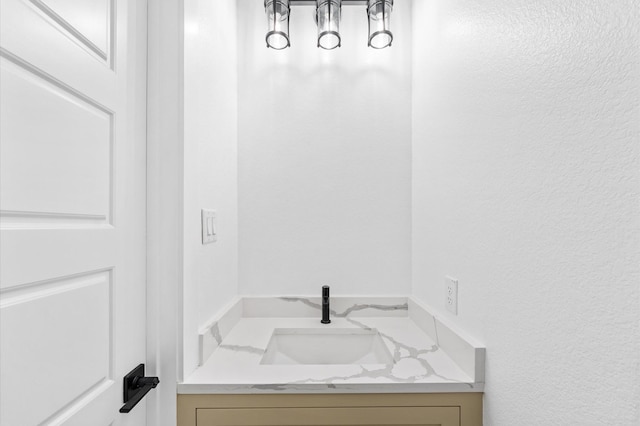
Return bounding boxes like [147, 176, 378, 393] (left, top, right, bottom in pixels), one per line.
[0, 0, 148, 425]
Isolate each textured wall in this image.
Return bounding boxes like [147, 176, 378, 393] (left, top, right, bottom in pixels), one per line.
[183, 0, 238, 377]
[237, 0, 412, 296]
[411, 0, 639, 424]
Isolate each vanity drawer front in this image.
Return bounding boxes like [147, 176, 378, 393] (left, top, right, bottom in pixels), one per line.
[196, 406, 459, 426]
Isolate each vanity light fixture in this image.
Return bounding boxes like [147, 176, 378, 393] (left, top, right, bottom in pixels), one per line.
[265, 0, 291, 49]
[316, 0, 342, 50]
[367, 0, 393, 49]
[264, 0, 393, 50]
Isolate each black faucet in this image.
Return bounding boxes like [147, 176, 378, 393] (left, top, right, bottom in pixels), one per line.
[321, 285, 331, 324]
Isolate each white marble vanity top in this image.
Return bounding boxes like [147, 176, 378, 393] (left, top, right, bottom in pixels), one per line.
[178, 297, 485, 394]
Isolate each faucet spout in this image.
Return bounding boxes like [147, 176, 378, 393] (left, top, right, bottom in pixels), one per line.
[321, 285, 331, 324]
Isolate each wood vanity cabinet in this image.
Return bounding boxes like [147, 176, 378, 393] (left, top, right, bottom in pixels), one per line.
[177, 393, 483, 426]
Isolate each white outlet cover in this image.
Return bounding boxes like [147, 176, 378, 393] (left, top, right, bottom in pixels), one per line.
[202, 209, 217, 244]
[445, 277, 458, 315]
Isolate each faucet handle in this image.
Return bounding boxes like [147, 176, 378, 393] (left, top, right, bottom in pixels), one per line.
[321, 285, 331, 324]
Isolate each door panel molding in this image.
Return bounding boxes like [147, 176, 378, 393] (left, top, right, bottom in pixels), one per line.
[39, 378, 115, 426]
[0, 51, 114, 223]
[0, 270, 114, 424]
[0, 268, 112, 307]
[27, 0, 114, 66]
[0, 229, 116, 288]
[0, 210, 109, 228]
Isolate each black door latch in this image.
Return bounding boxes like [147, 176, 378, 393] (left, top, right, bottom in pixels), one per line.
[120, 364, 159, 413]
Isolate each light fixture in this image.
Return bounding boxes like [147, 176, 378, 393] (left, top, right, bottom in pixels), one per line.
[264, 0, 393, 50]
[367, 0, 393, 49]
[315, 0, 342, 50]
[265, 0, 291, 50]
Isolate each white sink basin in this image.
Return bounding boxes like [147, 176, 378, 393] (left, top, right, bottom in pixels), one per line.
[260, 328, 393, 365]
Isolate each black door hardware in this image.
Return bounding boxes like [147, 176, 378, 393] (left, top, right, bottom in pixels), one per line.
[120, 364, 159, 413]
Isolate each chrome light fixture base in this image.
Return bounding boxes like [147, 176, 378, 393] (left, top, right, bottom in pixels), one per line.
[291, 0, 365, 4]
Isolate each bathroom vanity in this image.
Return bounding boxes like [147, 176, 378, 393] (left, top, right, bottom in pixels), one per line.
[177, 297, 485, 425]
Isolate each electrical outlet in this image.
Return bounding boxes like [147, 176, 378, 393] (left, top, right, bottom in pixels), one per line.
[445, 277, 458, 315]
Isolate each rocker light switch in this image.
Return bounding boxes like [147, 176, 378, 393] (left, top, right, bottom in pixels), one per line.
[201, 209, 217, 244]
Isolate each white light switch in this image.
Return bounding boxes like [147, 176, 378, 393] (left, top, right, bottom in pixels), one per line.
[201, 209, 217, 244]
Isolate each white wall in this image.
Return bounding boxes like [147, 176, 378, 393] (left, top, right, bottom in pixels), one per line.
[237, 0, 412, 296]
[412, 0, 640, 424]
[183, 0, 238, 377]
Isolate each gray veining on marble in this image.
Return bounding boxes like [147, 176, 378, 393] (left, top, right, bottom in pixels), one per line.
[199, 298, 243, 366]
[279, 297, 408, 318]
[210, 323, 222, 344]
[219, 344, 266, 356]
[288, 315, 467, 387]
[186, 297, 485, 394]
[338, 303, 408, 317]
[408, 298, 486, 383]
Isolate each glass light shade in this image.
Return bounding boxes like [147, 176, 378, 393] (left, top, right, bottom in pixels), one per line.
[316, 0, 342, 50]
[367, 0, 393, 49]
[265, 0, 291, 49]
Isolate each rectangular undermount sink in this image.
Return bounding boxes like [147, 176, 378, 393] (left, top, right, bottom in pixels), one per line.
[260, 328, 393, 365]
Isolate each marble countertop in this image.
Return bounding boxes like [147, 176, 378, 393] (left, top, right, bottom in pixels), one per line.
[179, 297, 485, 394]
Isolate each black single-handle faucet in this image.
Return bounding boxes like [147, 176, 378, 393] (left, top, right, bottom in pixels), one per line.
[321, 285, 331, 324]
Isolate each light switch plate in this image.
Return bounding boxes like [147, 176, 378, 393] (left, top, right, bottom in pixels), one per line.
[445, 277, 458, 315]
[201, 209, 217, 244]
